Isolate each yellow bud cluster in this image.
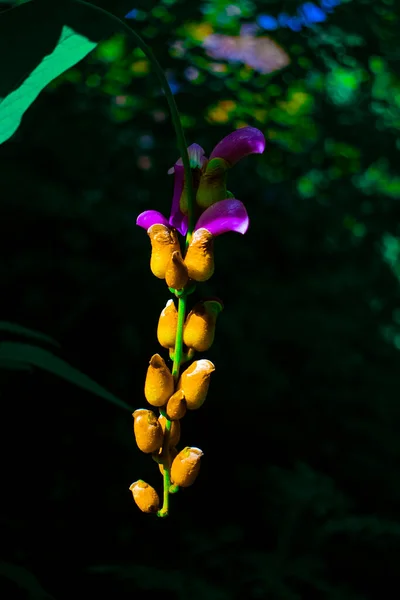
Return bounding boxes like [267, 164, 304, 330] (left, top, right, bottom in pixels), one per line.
[147, 223, 215, 288]
[132, 222, 224, 517]
[131, 346, 216, 512]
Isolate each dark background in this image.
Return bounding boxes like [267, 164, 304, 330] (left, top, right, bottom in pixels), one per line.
[1, 0, 400, 598]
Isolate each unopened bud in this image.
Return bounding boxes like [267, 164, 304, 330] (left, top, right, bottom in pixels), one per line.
[165, 251, 189, 290]
[166, 389, 187, 420]
[129, 480, 160, 513]
[171, 446, 203, 487]
[147, 224, 181, 279]
[177, 359, 215, 410]
[157, 299, 178, 349]
[183, 300, 223, 352]
[144, 354, 174, 407]
[133, 409, 164, 453]
[184, 228, 214, 282]
[158, 415, 181, 448]
[196, 157, 229, 209]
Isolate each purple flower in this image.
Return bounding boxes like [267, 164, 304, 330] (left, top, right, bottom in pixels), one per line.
[137, 127, 265, 238]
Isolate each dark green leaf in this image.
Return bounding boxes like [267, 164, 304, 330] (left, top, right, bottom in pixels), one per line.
[0, 321, 60, 347]
[0, 342, 132, 411]
[0, 560, 54, 599]
[0, 0, 115, 144]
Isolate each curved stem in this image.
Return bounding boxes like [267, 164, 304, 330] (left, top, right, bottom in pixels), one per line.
[73, 0, 196, 236]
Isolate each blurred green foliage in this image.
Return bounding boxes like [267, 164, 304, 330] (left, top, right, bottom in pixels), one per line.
[1, 0, 400, 598]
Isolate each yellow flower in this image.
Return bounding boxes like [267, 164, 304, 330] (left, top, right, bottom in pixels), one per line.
[166, 389, 187, 420]
[184, 228, 214, 282]
[177, 359, 215, 409]
[133, 409, 164, 453]
[171, 447, 203, 487]
[165, 251, 189, 290]
[129, 480, 160, 513]
[157, 299, 178, 349]
[144, 354, 174, 407]
[183, 299, 223, 352]
[147, 224, 181, 279]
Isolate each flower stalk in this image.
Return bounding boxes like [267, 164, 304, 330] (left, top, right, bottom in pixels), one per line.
[157, 290, 188, 517]
[75, 0, 196, 238]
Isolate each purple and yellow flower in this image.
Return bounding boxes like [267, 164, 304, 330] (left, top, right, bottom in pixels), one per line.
[136, 126, 265, 238]
[137, 126, 265, 282]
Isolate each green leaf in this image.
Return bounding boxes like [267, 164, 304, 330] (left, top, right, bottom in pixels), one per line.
[0, 342, 132, 411]
[0, 0, 115, 145]
[0, 321, 60, 347]
[0, 358, 32, 371]
[0, 561, 54, 599]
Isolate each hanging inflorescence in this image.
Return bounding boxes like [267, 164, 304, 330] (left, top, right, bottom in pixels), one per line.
[130, 126, 265, 517]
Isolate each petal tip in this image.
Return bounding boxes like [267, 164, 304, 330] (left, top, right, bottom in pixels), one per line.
[209, 127, 266, 165]
[136, 210, 169, 230]
[194, 199, 249, 237]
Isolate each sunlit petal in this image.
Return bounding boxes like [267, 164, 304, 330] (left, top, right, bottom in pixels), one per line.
[209, 126, 265, 166]
[137, 210, 169, 230]
[194, 199, 249, 236]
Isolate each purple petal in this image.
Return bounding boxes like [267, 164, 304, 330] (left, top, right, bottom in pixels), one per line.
[194, 199, 249, 236]
[136, 210, 169, 230]
[209, 127, 265, 166]
[168, 163, 188, 236]
[168, 143, 207, 173]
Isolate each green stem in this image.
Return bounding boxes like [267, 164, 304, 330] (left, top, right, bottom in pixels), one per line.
[157, 408, 172, 518]
[157, 293, 187, 517]
[172, 294, 187, 379]
[74, 0, 196, 237]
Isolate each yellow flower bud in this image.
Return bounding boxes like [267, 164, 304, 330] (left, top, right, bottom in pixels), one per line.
[177, 359, 215, 410]
[158, 446, 178, 476]
[158, 415, 181, 447]
[129, 480, 160, 513]
[165, 251, 189, 290]
[133, 409, 164, 453]
[183, 300, 223, 352]
[144, 354, 174, 407]
[171, 447, 203, 487]
[147, 224, 181, 279]
[166, 389, 187, 420]
[180, 167, 203, 215]
[184, 228, 214, 282]
[157, 299, 178, 349]
[196, 157, 229, 209]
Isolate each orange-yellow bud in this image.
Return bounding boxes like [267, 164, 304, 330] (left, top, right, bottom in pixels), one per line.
[133, 409, 164, 453]
[171, 446, 203, 487]
[196, 157, 229, 209]
[129, 480, 160, 513]
[144, 354, 174, 407]
[157, 299, 178, 349]
[183, 300, 223, 352]
[166, 389, 187, 420]
[147, 224, 181, 279]
[177, 359, 215, 410]
[165, 250, 189, 290]
[158, 415, 181, 447]
[184, 228, 214, 282]
[158, 446, 178, 476]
